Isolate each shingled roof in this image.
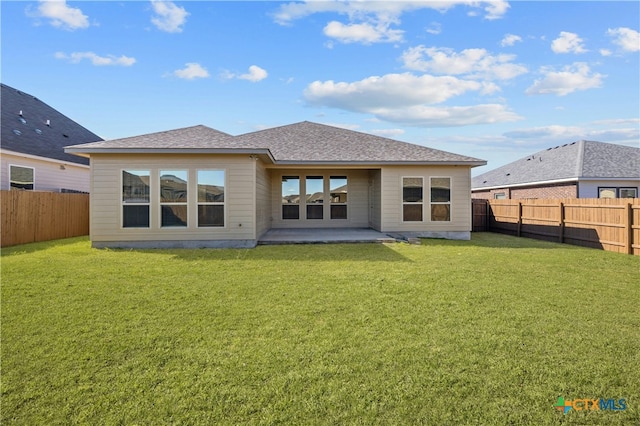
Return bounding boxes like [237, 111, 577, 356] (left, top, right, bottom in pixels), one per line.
[66, 121, 486, 166]
[1, 83, 103, 166]
[472, 140, 640, 190]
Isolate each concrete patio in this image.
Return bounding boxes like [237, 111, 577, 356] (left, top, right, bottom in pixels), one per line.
[258, 228, 399, 245]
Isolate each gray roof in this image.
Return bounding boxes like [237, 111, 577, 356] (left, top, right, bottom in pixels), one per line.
[472, 140, 640, 190]
[66, 121, 486, 166]
[1, 83, 103, 166]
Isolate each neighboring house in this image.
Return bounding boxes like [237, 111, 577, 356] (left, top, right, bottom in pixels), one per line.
[65, 121, 486, 248]
[1, 83, 103, 193]
[472, 140, 640, 200]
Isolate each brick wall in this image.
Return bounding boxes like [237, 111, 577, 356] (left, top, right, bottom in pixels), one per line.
[472, 183, 577, 199]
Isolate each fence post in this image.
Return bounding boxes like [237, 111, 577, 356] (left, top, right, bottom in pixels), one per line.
[517, 201, 522, 237]
[559, 201, 565, 243]
[624, 201, 633, 255]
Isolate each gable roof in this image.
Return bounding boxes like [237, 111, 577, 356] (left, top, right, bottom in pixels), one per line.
[66, 121, 486, 166]
[472, 140, 640, 190]
[1, 83, 103, 166]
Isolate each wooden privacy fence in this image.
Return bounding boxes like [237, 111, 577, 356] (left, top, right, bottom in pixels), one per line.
[473, 198, 640, 255]
[1, 190, 89, 247]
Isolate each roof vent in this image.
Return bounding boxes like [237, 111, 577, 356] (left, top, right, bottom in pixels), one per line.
[46, 119, 51, 127]
[35, 129, 43, 135]
[19, 117, 27, 124]
[13, 129, 22, 136]
[63, 134, 69, 138]
[19, 110, 23, 116]
[506, 173, 511, 176]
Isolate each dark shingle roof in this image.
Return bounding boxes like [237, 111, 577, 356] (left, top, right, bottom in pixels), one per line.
[66, 121, 485, 166]
[1, 83, 103, 165]
[472, 140, 640, 189]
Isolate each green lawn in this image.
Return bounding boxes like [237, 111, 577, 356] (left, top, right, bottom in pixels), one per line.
[2, 234, 638, 425]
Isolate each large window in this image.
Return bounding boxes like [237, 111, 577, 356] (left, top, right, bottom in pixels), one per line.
[198, 170, 225, 227]
[282, 176, 300, 219]
[306, 176, 324, 219]
[122, 170, 150, 228]
[160, 170, 188, 227]
[403, 177, 423, 222]
[10, 165, 34, 190]
[600, 187, 638, 198]
[431, 177, 451, 221]
[330, 176, 348, 219]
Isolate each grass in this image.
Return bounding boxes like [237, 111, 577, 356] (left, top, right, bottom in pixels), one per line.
[1, 233, 639, 425]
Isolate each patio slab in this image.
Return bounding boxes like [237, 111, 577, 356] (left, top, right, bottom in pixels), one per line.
[258, 228, 398, 245]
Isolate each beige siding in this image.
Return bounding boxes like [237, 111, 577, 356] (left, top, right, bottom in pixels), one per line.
[255, 160, 271, 238]
[369, 169, 382, 230]
[270, 169, 370, 228]
[380, 165, 472, 232]
[1, 151, 89, 192]
[90, 154, 256, 243]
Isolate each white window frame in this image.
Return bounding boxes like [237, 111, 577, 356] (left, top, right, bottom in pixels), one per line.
[197, 169, 226, 228]
[159, 170, 189, 228]
[430, 176, 452, 222]
[402, 176, 424, 222]
[9, 164, 35, 191]
[121, 169, 151, 229]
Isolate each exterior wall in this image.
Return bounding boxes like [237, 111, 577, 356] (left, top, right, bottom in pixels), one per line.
[472, 184, 577, 199]
[511, 184, 576, 199]
[380, 165, 473, 236]
[578, 180, 640, 198]
[269, 169, 370, 229]
[1, 150, 89, 193]
[368, 169, 382, 231]
[255, 159, 271, 239]
[90, 154, 257, 247]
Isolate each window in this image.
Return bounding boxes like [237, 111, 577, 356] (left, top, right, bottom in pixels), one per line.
[330, 176, 348, 219]
[431, 177, 451, 221]
[122, 170, 150, 228]
[494, 192, 506, 200]
[620, 188, 637, 198]
[160, 170, 188, 227]
[282, 176, 300, 219]
[197, 170, 225, 227]
[306, 176, 324, 219]
[10, 165, 34, 190]
[598, 187, 617, 199]
[403, 177, 423, 221]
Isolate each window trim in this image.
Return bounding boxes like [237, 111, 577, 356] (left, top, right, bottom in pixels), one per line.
[402, 176, 424, 222]
[330, 175, 348, 220]
[196, 169, 226, 228]
[598, 187, 618, 199]
[159, 170, 189, 228]
[430, 176, 452, 222]
[121, 169, 151, 229]
[9, 164, 35, 191]
[619, 187, 638, 198]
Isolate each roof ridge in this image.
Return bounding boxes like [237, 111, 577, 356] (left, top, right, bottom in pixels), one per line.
[575, 140, 586, 178]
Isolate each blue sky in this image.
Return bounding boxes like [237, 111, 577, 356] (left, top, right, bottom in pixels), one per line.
[2, 1, 639, 174]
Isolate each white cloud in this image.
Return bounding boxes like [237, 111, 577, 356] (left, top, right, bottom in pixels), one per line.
[323, 21, 403, 44]
[501, 34, 522, 47]
[32, 0, 90, 30]
[401, 46, 527, 81]
[526, 63, 604, 96]
[150, 0, 189, 33]
[172, 63, 209, 80]
[607, 27, 640, 52]
[370, 128, 406, 137]
[273, 1, 508, 44]
[304, 72, 522, 127]
[503, 124, 640, 144]
[426, 22, 441, 35]
[55, 51, 135, 66]
[372, 104, 521, 127]
[305, 73, 483, 109]
[600, 49, 612, 57]
[222, 65, 268, 82]
[551, 31, 587, 54]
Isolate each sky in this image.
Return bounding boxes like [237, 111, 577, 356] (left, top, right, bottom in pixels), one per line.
[2, 1, 639, 174]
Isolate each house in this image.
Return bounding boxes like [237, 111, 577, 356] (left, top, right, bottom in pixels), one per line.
[472, 140, 640, 200]
[65, 121, 486, 248]
[1, 83, 103, 193]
